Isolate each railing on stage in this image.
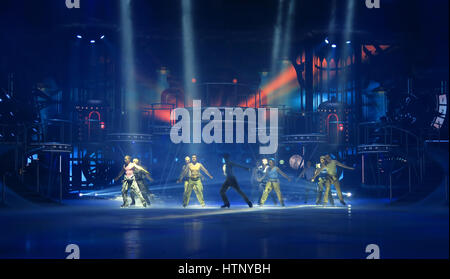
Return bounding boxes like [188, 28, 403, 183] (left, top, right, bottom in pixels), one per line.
[357, 121, 423, 200]
[194, 82, 262, 108]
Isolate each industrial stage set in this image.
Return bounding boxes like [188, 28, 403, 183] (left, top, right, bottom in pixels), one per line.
[0, 0, 448, 260]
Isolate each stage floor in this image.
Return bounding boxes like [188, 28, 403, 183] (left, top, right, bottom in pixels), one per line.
[0, 197, 448, 259]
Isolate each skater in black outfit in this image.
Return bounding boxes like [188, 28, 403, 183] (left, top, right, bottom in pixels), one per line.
[220, 154, 253, 208]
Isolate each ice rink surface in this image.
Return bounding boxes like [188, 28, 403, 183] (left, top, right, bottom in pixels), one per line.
[0, 190, 448, 259]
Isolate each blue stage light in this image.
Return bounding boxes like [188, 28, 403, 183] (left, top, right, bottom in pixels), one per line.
[325, 38, 329, 44]
[90, 40, 96, 44]
[76, 35, 82, 39]
[346, 40, 351, 44]
[100, 35, 105, 40]
[331, 44, 337, 48]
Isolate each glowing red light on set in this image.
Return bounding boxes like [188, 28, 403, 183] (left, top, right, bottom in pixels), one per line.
[191, 78, 197, 83]
[232, 78, 238, 84]
[100, 122, 105, 129]
[339, 124, 344, 131]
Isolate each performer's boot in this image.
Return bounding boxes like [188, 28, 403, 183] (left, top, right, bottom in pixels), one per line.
[329, 194, 335, 206]
[315, 191, 322, 205]
[221, 203, 230, 208]
[121, 182, 129, 208]
[121, 193, 129, 208]
[129, 193, 136, 206]
[247, 201, 253, 208]
[339, 199, 346, 206]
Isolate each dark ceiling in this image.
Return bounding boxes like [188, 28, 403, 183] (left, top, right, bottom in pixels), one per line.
[0, 0, 448, 87]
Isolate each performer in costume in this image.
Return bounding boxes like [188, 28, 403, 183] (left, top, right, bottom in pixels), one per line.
[296, 160, 316, 203]
[178, 155, 213, 207]
[257, 159, 291, 207]
[129, 158, 154, 206]
[251, 160, 263, 201]
[177, 156, 192, 205]
[178, 156, 191, 192]
[313, 157, 334, 205]
[311, 155, 354, 206]
[251, 159, 278, 205]
[220, 153, 253, 208]
[114, 155, 149, 208]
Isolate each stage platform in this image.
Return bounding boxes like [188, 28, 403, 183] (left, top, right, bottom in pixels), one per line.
[0, 194, 447, 259]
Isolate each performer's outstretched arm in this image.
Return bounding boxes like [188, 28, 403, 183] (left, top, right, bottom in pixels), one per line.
[200, 164, 213, 179]
[133, 163, 150, 174]
[114, 168, 125, 182]
[335, 160, 355, 170]
[277, 167, 291, 182]
[144, 172, 154, 182]
[177, 166, 188, 183]
[138, 165, 153, 181]
[230, 161, 251, 171]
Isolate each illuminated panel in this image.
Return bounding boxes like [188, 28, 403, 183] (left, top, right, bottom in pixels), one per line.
[432, 94, 447, 129]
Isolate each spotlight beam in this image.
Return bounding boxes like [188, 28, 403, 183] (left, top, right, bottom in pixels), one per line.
[120, 0, 138, 132]
[339, 0, 355, 90]
[182, 0, 198, 104]
[270, 0, 285, 76]
[280, 0, 296, 62]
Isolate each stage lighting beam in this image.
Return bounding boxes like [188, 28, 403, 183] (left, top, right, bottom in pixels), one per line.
[182, 0, 199, 102]
[270, 0, 285, 76]
[120, 0, 138, 132]
[280, 0, 296, 66]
